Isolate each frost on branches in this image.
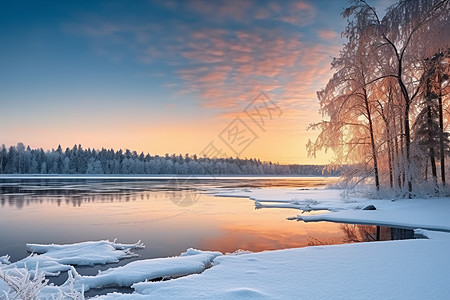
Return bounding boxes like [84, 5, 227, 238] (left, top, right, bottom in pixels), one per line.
[308, 0, 450, 197]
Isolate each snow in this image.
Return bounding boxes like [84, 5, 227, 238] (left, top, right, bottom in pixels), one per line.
[2, 187, 450, 299]
[215, 187, 364, 212]
[0, 255, 10, 265]
[27, 240, 145, 266]
[43, 248, 222, 295]
[0, 277, 9, 295]
[217, 188, 450, 231]
[0, 266, 49, 300]
[85, 188, 450, 299]
[1, 240, 144, 277]
[2, 255, 72, 277]
[293, 197, 450, 232]
[95, 230, 450, 300]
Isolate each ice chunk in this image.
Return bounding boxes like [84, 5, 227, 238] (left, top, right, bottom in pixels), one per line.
[62, 248, 221, 293]
[27, 240, 145, 266]
[0, 255, 10, 265]
[2, 254, 71, 276]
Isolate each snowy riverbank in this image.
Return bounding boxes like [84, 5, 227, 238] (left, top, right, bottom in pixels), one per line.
[1, 188, 450, 299]
[215, 188, 450, 232]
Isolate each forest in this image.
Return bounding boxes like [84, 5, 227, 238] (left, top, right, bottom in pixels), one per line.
[0, 143, 337, 176]
[308, 0, 450, 196]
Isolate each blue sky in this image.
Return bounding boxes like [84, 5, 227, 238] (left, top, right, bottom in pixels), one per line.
[0, 0, 394, 163]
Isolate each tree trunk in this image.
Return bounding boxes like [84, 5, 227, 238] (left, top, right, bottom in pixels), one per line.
[393, 108, 402, 190]
[364, 89, 380, 191]
[400, 109, 406, 189]
[426, 99, 438, 184]
[386, 87, 394, 189]
[404, 101, 413, 197]
[398, 66, 413, 196]
[387, 128, 394, 189]
[438, 89, 446, 186]
[397, 55, 413, 197]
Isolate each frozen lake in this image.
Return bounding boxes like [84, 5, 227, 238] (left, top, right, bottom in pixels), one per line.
[0, 176, 346, 263]
[0, 176, 416, 297]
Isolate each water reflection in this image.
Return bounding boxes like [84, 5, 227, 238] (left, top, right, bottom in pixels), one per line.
[0, 177, 343, 263]
[0, 177, 334, 209]
[0, 188, 198, 209]
[308, 224, 415, 246]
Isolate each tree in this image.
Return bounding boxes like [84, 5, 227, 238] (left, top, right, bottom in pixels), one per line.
[309, 0, 450, 196]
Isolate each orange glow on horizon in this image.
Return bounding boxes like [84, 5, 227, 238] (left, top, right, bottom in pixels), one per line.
[3, 106, 334, 164]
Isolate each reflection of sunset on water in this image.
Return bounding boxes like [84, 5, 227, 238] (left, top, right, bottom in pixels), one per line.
[0, 178, 345, 262]
[199, 221, 343, 253]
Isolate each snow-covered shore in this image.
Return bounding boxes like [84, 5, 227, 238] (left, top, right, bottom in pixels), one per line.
[216, 188, 450, 232]
[99, 230, 450, 300]
[1, 188, 450, 299]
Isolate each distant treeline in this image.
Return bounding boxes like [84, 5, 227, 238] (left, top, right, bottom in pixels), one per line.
[0, 143, 338, 176]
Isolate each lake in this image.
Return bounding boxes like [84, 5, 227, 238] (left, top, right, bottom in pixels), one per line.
[1, 176, 417, 296]
[0, 176, 346, 263]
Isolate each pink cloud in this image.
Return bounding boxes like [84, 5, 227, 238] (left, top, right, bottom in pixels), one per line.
[65, 1, 340, 139]
[197, 71, 229, 83]
[295, 1, 313, 11]
[318, 30, 338, 40]
[173, 27, 336, 112]
[276, 1, 316, 26]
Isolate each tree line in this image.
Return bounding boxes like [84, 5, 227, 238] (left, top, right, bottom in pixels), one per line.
[309, 0, 450, 196]
[0, 143, 338, 176]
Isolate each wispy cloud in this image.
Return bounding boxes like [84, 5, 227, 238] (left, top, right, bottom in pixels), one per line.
[60, 0, 342, 161]
[318, 30, 338, 40]
[275, 1, 316, 26]
[65, 1, 339, 121]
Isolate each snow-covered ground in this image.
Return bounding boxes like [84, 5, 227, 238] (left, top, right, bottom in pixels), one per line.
[98, 230, 450, 300]
[216, 188, 450, 232]
[1, 187, 450, 299]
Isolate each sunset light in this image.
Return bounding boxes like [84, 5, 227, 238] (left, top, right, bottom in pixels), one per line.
[0, 0, 356, 164]
[1, 0, 449, 299]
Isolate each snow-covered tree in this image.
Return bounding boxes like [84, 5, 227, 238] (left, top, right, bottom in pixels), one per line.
[309, 0, 450, 196]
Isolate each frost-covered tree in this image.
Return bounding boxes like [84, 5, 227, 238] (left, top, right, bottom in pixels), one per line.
[309, 3, 384, 190]
[0, 143, 340, 176]
[309, 0, 450, 197]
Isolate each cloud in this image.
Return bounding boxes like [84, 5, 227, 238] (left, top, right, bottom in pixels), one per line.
[173, 28, 308, 109]
[276, 1, 316, 26]
[172, 23, 339, 122]
[63, 0, 340, 134]
[318, 30, 338, 40]
[185, 0, 253, 22]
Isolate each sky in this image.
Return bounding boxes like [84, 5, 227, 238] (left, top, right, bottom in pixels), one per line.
[0, 0, 394, 164]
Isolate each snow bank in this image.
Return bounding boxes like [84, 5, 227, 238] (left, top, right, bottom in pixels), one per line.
[0, 240, 145, 298]
[2, 255, 72, 277]
[27, 240, 145, 266]
[215, 187, 342, 202]
[293, 197, 450, 232]
[215, 187, 366, 212]
[97, 230, 450, 299]
[3, 188, 450, 299]
[1, 240, 144, 277]
[218, 188, 450, 232]
[55, 248, 222, 294]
